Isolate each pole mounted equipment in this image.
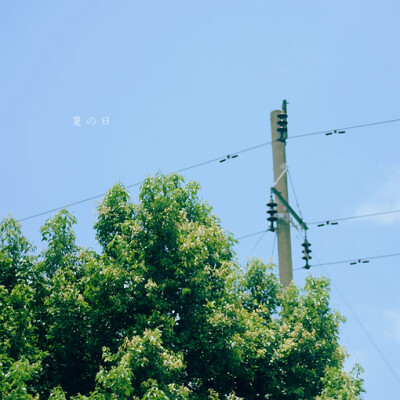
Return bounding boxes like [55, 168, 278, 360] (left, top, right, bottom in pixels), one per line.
[267, 196, 278, 232]
[276, 112, 288, 142]
[301, 237, 312, 269]
[270, 101, 293, 286]
[270, 100, 311, 285]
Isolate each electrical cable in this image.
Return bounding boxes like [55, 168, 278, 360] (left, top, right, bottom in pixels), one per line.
[13, 116, 400, 223]
[16, 142, 272, 222]
[288, 118, 400, 140]
[176, 141, 270, 172]
[237, 208, 400, 243]
[294, 252, 400, 271]
[271, 232, 277, 258]
[17, 182, 143, 222]
[309, 209, 400, 226]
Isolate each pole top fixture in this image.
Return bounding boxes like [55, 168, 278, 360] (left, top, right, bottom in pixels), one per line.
[282, 99, 288, 114]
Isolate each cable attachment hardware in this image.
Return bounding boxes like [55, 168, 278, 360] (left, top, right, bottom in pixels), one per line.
[325, 129, 346, 136]
[220, 154, 239, 163]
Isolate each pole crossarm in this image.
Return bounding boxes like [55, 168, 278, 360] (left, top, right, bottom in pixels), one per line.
[271, 187, 308, 231]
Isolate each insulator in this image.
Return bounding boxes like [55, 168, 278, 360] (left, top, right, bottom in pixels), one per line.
[267, 216, 278, 223]
[267, 198, 277, 208]
[338, 130, 345, 134]
[277, 120, 288, 127]
[301, 237, 312, 264]
[277, 113, 287, 119]
[220, 158, 226, 163]
[231, 154, 238, 158]
[317, 223, 325, 227]
[331, 222, 338, 225]
[325, 132, 333, 136]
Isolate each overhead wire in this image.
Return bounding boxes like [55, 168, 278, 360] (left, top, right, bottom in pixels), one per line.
[283, 192, 398, 379]
[309, 209, 400, 226]
[13, 116, 400, 223]
[271, 232, 277, 258]
[288, 117, 400, 140]
[237, 207, 400, 242]
[294, 252, 400, 271]
[17, 143, 271, 223]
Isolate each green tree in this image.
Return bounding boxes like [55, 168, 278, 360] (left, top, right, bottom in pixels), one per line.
[0, 174, 364, 399]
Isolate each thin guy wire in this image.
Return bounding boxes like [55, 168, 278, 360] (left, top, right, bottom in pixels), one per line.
[247, 230, 268, 257]
[287, 169, 304, 219]
[240, 227, 400, 383]
[237, 230, 268, 240]
[291, 221, 308, 270]
[271, 232, 277, 258]
[312, 253, 400, 387]
[329, 276, 400, 386]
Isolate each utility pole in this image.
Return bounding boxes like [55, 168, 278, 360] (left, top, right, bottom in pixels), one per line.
[270, 101, 293, 287]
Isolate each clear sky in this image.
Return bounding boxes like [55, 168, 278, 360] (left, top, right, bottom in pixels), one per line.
[1, 1, 400, 398]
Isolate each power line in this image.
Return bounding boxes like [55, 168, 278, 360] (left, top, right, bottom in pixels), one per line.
[309, 209, 400, 227]
[294, 252, 400, 271]
[176, 141, 271, 172]
[17, 143, 271, 222]
[14, 117, 400, 223]
[288, 117, 400, 140]
[17, 182, 144, 222]
[238, 224, 400, 384]
[237, 208, 400, 242]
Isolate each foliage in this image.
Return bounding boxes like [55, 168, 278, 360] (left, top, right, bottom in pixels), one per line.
[0, 174, 364, 399]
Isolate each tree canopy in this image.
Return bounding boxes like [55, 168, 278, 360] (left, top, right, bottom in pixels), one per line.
[0, 174, 364, 399]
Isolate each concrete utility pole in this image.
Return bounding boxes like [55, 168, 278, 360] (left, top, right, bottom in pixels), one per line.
[270, 103, 293, 287]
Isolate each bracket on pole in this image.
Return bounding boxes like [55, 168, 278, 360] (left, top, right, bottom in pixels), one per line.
[271, 187, 308, 231]
[273, 164, 288, 187]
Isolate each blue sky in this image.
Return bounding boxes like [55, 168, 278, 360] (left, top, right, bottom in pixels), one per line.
[1, 1, 400, 398]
